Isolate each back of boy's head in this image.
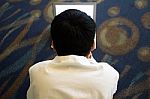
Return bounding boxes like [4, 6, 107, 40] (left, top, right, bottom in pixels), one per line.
[51, 9, 96, 56]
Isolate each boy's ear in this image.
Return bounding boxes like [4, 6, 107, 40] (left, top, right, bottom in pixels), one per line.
[91, 41, 96, 51]
[51, 41, 54, 49]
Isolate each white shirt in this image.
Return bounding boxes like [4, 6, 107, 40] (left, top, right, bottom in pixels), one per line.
[27, 55, 119, 99]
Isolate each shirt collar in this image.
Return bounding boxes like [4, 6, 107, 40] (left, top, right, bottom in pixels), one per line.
[49, 55, 99, 71]
[53, 55, 91, 65]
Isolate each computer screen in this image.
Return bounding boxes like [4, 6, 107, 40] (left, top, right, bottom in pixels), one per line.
[53, 2, 96, 21]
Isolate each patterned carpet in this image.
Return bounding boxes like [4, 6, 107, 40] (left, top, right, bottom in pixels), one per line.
[0, 0, 150, 99]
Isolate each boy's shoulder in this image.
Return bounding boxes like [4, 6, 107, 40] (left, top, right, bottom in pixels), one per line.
[97, 62, 119, 77]
[29, 60, 52, 72]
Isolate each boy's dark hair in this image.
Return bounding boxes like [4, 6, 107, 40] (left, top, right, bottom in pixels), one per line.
[51, 9, 96, 56]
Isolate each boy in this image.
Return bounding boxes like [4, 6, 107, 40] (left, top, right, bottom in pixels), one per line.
[27, 9, 119, 99]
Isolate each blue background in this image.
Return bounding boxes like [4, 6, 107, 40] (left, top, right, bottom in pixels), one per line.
[0, 0, 150, 99]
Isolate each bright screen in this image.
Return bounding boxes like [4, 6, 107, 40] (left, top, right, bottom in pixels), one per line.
[55, 5, 95, 19]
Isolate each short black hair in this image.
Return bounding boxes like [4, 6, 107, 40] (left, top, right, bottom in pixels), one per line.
[51, 9, 96, 56]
